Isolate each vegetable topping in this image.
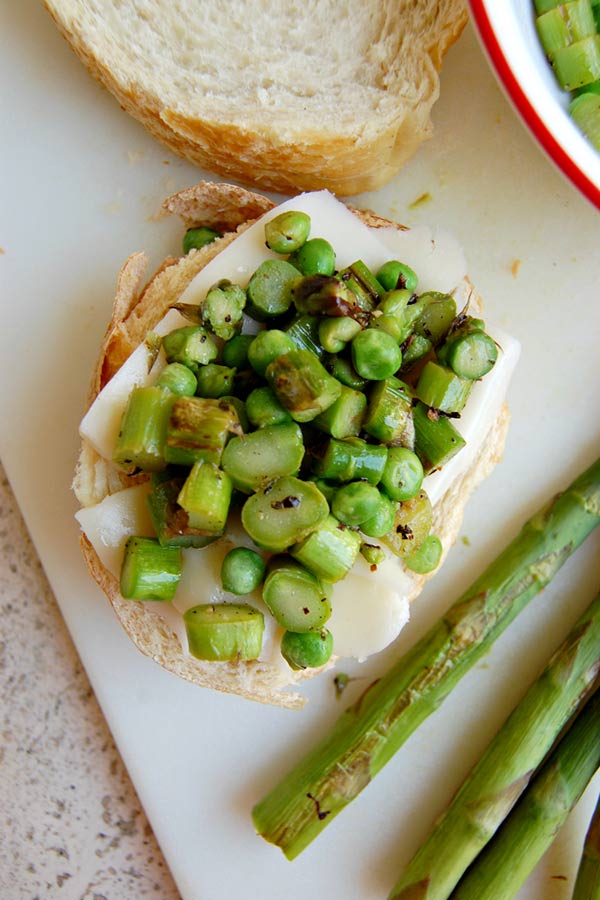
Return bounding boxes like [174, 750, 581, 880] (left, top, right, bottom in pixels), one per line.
[108, 210, 500, 667]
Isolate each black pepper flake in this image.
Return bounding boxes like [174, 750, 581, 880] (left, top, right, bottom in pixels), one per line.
[271, 495, 300, 510]
[396, 524, 414, 540]
[307, 792, 331, 821]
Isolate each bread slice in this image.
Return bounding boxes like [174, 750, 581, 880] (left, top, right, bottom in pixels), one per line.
[44, 0, 468, 196]
[73, 181, 510, 709]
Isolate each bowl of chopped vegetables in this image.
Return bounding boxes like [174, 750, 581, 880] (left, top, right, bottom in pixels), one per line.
[469, 0, 600, 209]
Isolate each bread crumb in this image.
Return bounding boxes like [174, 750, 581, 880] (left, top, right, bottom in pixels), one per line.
[408, 192, 432, 209]
[510, 259, 521, 278]
[162, 160, 170, 165]
[0, 247, 5, 255]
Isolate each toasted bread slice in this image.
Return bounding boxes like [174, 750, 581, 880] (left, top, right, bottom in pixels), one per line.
[44, 1, 468, 195]
[73, 182, 510, 709]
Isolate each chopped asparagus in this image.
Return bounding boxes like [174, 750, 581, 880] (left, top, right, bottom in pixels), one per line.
[162, 324, 218, 369]
[252, 457, 600, 859]
[313, 385, 367, 438]
[415, 362, 473, 414]
[552, 34, 600, 90]
[113, 386, 172, 472]
[183, 603, 264, 661]
[164, 396, 241, 466]
[221, 422, 305, 493]
[413, 401, 467, 470]
[263, 556, 332, 632]
[266, 349, 342, 423]
[363, 376, 414, 446]
[381, 489, 433, 557]
[291, 514, 361, 582]
[246, 259, 299, 319]
[314, 436, 388, 484]
[571, 90, 600, 148]
[201, 279, 246, 340]
[241, 475, 329, 552]
[177, 461, 233, 534]
[120, 536, 182, 601]
[146, 475, 221, 548]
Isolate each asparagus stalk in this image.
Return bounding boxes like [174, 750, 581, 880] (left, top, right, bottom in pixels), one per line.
[389, 591, 600, 900]
[252, 457, 600, 859]
[573, 796, 600, 900]
[450, 690, 600, 900]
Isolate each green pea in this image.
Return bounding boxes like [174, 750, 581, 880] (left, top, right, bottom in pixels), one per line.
[156, 362, 197, 396]
[265, 211, 311, 254]
[360, 493, 398, 538]
[281, 629, 334, 670]
[369, 313, 403, 342]
[247, 329, 296, 377]
[351, 329, 403, 380]
[183, 226, 219, 255]
[221, 334, 254, 369]
[403, 534, 443, 574]
[290, 238, 336, 276]
[221, 547, 266, 595]
[329, 355, 367, 391]
[377, 260, 418, 293]
[245, 386, 292, 428]
[318, 317, 362, 354]
[195, 363, 236, 398]
[331, 481, 382, 527]
[380, 448, 424, 501]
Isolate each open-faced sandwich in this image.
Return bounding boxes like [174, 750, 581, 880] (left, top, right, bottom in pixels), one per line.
[73, 182, 519, 709]
[44, 0, 468, 194]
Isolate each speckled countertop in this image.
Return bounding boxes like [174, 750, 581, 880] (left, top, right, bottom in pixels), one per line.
[0, 462, 180, 900]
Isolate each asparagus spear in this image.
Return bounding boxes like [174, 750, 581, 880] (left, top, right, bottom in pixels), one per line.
[573, 796, 600, 900]
[450, 689, 600, 900]
[389, 591, 600, 900]
[252, 457, 600, 859]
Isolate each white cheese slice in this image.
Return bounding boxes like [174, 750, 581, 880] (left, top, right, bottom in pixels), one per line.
[75, 190, 519, 666]
[75, 482, 155, 574]
[374, 225, 467, 294]
[327, 553, 411, 660]
[78, 307, 183, 460]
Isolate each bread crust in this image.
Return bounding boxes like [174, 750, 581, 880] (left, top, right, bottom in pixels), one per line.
[43, 1, 468, 196]
[74, 182, 510, 708]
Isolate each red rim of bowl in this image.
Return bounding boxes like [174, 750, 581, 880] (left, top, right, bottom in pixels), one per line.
[469, 0, 600, 210]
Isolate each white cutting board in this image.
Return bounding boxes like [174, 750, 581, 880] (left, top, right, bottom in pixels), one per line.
[1, 4, 599, 898]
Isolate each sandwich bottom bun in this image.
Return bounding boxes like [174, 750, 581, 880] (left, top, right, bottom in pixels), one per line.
[73, 182, 511, 710]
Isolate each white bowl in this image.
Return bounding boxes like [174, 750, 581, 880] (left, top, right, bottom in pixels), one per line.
[469, 0, 600, 209]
